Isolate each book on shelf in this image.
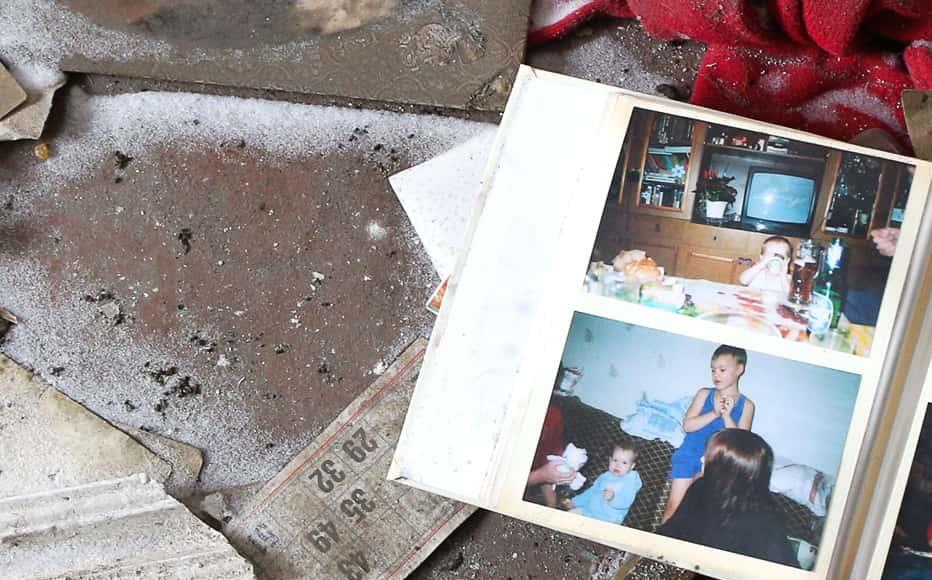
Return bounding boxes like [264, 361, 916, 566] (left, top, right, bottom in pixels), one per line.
[388, 66, 932, 580]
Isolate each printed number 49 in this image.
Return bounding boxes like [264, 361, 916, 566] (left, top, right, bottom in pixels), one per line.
[338, 551, 370, 580]
[307, 520, 340, 553]
[342, 427, 378, 463]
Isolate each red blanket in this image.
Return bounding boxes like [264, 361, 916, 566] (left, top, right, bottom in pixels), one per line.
[528, 0, 932, 149]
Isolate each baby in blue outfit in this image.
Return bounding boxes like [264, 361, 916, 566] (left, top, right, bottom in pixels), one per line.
[567, 442, 642, 524]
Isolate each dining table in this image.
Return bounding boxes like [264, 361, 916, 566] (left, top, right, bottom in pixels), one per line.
[585, 267, 873, 357]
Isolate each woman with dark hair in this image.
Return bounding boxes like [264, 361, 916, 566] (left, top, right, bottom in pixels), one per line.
[658, 429, 799, 568]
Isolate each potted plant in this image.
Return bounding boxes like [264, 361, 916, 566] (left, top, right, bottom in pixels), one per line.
[694, 169, 738, 220]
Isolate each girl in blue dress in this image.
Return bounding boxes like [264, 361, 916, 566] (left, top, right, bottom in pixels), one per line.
[661, 344, 756, 524]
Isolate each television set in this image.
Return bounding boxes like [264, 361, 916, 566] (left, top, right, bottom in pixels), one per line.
[741, 168, 818, 238]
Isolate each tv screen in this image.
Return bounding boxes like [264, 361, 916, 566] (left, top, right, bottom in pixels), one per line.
[744, 171, 816, 225]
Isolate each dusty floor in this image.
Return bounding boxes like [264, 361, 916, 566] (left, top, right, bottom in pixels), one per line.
[0, 16, 704, 580]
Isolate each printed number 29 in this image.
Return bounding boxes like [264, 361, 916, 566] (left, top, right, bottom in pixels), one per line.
[342, 427, 378, 463]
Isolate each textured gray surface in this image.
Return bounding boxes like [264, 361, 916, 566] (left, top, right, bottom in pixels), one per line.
[0, 474, 255, 580]
[0, 354, 170, 499]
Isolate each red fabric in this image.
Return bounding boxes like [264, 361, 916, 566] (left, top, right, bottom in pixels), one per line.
[528, 0, 932, 149]
[693, 45, 915, 146]
[527, 0, 634, 46]
[529, 0, 932, 55]
[532, 404, 565, 470]
[905, 41, 932, 88]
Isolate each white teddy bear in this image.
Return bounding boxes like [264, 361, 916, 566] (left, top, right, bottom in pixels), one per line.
[546, 442, 588, 491]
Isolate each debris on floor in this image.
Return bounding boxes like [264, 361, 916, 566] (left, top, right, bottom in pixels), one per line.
[0, 305, 17, 324]
[425, 276, 449, 315]
[0, 61, 26, 119]
[0, 353, 171, 497]
[0, 62, 65, 141]
[0, 82, 484, 492]
[226, 339, 475, 579]
[9, 0, 527, 112]
[589, 549, 627, 579]
[118, 423, 204, 498]
[184, 481, 265, 529]
[0, 305, 17, 345]
[0, 473, 255, 580]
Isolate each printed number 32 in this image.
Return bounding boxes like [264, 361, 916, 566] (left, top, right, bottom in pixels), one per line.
[309, 459, 346, 493]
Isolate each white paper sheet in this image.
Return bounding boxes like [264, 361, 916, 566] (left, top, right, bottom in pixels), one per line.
[389, 126, 497, 277]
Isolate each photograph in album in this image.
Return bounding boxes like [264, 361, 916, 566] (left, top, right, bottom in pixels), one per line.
[880, 404, 932, 580]
[584, 108, 918, 358]
[524, 313, 860, 570]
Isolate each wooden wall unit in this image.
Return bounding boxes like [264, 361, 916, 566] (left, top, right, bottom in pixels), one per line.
[625, 215, 784, 285]
[620, 112, 706, 220]
[625, 214, 684, 274]
[622, 213, 889, 286]
[676, 246, 752, 285]
[811, 151, 844, 236]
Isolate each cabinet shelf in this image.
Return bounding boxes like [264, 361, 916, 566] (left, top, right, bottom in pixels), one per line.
[643, 175, 685, 185]
[619, 109, 706, 219]
[703, 143, 826, 162]
[648, 146, 692, 154]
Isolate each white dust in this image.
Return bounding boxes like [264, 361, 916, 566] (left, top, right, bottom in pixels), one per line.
[0, 87, 490, 491]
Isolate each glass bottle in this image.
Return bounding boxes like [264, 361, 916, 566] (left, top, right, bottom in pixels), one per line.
[789, 239, 819, 305]
[812, 238, 849, 329]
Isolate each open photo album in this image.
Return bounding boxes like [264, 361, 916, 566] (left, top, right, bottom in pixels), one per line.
[388, 67, 932, 580]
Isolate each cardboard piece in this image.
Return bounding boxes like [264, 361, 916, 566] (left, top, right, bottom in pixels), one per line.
[0, 61, 27, 120]
[0, 64, 66, 142]
[44, 0, 529, 112]
[119, 424, 204, 498]
[0, 474, 255, 579]
[0, 354, 170, 499]
[903, 90, 932, 162]
[227, 339, 475, 579]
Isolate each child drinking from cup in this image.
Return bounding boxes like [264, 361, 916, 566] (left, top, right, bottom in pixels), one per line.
[739, 236, 793, 293]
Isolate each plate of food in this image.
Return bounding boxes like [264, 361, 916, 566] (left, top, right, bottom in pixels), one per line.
[697, 311, 782, 337]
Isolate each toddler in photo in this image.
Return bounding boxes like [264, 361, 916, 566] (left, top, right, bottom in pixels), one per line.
[566, 441, 642, 524]
[662, 345, 756, 524]
[739, 235, 792, 293]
